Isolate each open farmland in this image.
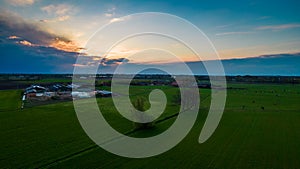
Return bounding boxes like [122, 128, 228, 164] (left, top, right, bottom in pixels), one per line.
[0, 83, 300, 168]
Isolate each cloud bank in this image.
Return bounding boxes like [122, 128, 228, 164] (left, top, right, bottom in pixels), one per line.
[0, 10, 79, 52]
[5, 0, 35, 6]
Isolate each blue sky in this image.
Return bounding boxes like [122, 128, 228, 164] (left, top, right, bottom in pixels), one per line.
[1, 0, 300, 74]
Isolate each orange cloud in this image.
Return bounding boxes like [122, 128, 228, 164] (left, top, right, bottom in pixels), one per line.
[8, 35, 20, 39]
[72, 63, 86, 67]
[15, 37, 82, 53]
[1, 10, 81, 53]
[18, 40, 34, 46]
[49, 37, 82, 53]
[5, 0, 35, 6]
[41, 4, 74, 16]
[39, 15, 70, 23]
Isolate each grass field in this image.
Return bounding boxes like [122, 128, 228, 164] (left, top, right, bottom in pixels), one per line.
[0, 83, 300, 168]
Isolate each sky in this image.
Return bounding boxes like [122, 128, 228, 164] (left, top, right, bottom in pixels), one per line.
[1, 0, 300, 74]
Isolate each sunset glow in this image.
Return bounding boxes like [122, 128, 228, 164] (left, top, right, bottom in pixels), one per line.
[1, 0, 300, 73]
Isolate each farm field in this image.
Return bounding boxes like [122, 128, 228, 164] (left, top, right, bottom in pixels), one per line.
[0, 83, 300, 168]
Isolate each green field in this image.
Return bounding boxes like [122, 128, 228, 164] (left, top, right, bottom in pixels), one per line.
[0, 83, 300, 168]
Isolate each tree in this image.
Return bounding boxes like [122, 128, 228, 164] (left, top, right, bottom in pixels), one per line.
[172, 90, 181, 105]
[132, 97, 154, 130]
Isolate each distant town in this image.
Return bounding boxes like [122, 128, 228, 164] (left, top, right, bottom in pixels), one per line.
[1, 74, 300, 90]
[1, 74, 299, 109]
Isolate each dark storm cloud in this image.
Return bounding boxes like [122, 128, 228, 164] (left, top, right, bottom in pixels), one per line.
[0, 9, 72, 46]
[0, 9, 82, 73]
[0, 41, 78, 73]
[220, 53, 300, 75]
[100, 58, 129, 66]
[186, 53, 300, 76]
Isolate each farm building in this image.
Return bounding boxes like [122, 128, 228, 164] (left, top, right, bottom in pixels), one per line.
[71, 91, 93, 98]
[49, 84, 72, 92]
[24, 85, 48, 97]
[21, 84, 113, 109]
[67, 83, 81, 89]
[96, 90, 112, 97]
